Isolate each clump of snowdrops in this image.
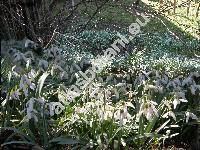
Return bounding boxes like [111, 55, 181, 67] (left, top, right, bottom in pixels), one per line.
[0, 39, 199, 149]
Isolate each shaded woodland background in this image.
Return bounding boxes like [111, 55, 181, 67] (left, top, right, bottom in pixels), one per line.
[0, 1, 200, 149]
[1, 0, 199, 47]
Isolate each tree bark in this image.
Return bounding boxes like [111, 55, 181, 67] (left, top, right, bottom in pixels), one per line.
[173, 0, 176, 14]
[196, 2, 200, 18]
[159, 0, 164, 12]
[187, 0, 191, 16]
[0, 0, 42, 41]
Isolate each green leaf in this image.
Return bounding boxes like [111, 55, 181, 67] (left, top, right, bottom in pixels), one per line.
[5, 132, 27, 142]
[8, 71, 12, 83]
[126, 133, 161, 142]
[1, 141, 37, 147]
[49, 136, 79, 145]
[138, 115, 144, 135]
[145, 101, 165, 133]
[156, 119, 170, 133]
[36, 72, 49, 97]
[0, 127, 35, 143]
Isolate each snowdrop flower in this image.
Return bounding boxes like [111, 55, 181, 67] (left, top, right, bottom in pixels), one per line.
[22, 85, 29, 97]
[114, 108, 131, 126]
[134, 73, 146, 85]
[24, 51, 34, 59]
[10, 90, 21, 100]
[13, 52, 22, 62]
[153, 79, 161, 87]
[85, 102, 96, 110]
[116, 83, 126, 87]
[155, 70, 161, 79]
[25, 39, 37, 49]
[19, 74, 36, 96]
[20, 75, 30, 87]
[106, 75, 114, 83]
[166, 81, 173, 89]
[175, 91, 186, 99]
[139, 100, 158, 121]
[21, 98, 38, 122]
[191, 72, 200, 77]
[145, 107, 154, 120]
[20, 76, 26, 89]
[99, 106, 114, 121]
[39, 59, 48, 71]
[97, 109, 105, 121]
[190, 85, 196, 95]
[105, 90, 112, 101]
[190, 84, 200, 95]
[29, 83, 36, 90]
[161, 74, 169, 84]
[114, 110, 123, 125]
[146, 102, 159, 120]
[163, 111, 176, 121]
[127, 91, 138, 99]
[8, 48, 17, 55]
[173, 77, 182, 87]
[47, 46, 62, 59]
[28, 69, 36, 80]
[11, 66, 22, 77]
[113, 88, 120, 99]
[25, 58, 32, 68]
[124, 102, 135, 108]
[36, 97, 46, 105]
[157, 86, 164, 93]
[145, 107, 158, 120]
[113, 101, 134, 125]
[26, 99, 38, 122]
[167, 78, 182, 89]
[59, 71, 68, 80]
[75, 107, 87, 114]
[144, 84, 159, 92]
[142, 70, 152, 78]
[185, 111, 198, 123]
[182, 76, 193, 86]
[173, 98, 188, 109]
[14, 52, 28, 63]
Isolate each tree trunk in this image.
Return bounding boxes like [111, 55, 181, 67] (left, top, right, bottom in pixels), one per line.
[159, 0, 164, 12]
[0, 0, 42, 41]
[173, 0, 176, 14]
[196, 2, 200, 18]
[21, 0, 42, 42]
[187, 0, 191, 16]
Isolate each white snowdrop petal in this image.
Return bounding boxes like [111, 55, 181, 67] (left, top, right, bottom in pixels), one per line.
[179, 99, 188, 103]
